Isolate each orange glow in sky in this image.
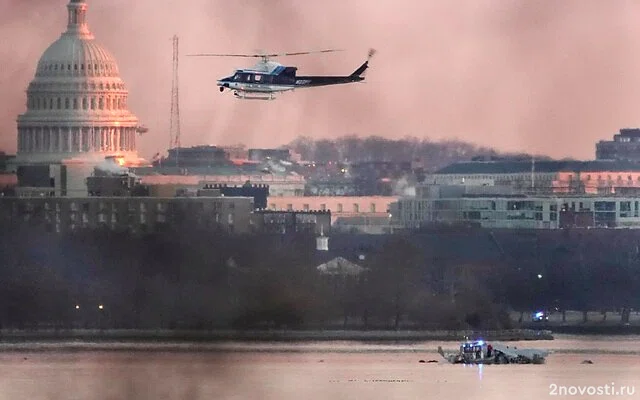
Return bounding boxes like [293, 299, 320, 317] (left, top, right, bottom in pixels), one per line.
[2, 0, 640, 161]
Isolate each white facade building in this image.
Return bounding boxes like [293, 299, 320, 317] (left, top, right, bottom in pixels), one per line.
[13, 0, 148, 197]
[393, 191, 640, 230]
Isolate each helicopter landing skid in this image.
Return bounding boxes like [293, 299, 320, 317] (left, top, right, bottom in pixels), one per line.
[233, 91, 276, 101]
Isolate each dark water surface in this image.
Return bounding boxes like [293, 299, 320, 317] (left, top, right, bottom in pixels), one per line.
[0, 334, 638, 399]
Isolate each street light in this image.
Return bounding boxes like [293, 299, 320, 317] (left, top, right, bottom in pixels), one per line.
[537, 274, 543, 279]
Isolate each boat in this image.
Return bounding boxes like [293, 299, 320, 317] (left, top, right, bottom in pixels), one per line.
[437, 339, 549, 364]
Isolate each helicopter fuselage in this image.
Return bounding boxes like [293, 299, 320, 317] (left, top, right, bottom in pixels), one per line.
[216, 59, 368, 100]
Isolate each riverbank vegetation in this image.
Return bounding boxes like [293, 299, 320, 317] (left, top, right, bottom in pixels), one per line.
[1, 224, 639, 331]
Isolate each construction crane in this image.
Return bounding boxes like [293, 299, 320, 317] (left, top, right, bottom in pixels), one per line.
[169, 35, 181, 166]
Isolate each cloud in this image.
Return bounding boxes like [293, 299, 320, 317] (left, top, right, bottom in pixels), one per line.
[2, 0, 640, 160]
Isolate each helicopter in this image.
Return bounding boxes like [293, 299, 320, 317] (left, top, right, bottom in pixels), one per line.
[187, 48, 376, 100]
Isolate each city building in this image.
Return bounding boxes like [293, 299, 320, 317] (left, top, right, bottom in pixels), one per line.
[253, 210, 332, 235]
[135, 168, 305, 197]
[0, 195, 255, 235]
[154, 146, 229, 168]
[221, 145, 248, 161]
[0, 152, 14, 173]
[392, 184, 640, 230]
[429, 159, 640, 195]
[266, 196, 398, 233]
[12, 0, 148, 197]
[596, 128, 640, 161]
[197, 184, 269, 209]
[248, 148, 291, 162]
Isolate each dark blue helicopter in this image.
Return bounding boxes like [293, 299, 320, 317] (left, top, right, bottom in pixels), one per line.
[188, 49, 375, 100]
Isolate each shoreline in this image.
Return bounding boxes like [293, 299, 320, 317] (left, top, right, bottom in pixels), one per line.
[0, 328, 552, 343]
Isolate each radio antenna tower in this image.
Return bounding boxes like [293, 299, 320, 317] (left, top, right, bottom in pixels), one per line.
[169, 35, 181, 166]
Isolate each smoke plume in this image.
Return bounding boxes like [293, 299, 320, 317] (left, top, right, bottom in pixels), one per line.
[2, 0, 640, 160]
[95, 158, 128, 175]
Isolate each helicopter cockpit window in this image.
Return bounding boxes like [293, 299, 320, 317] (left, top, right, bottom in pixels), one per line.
[233, 73, 242, 81]
[254, 74, 262, 82]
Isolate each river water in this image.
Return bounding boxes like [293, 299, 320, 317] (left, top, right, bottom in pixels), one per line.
[0, 334, 638, 399]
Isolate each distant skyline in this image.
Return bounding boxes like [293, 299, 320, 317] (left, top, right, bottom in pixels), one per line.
[2, 0, 640, 160]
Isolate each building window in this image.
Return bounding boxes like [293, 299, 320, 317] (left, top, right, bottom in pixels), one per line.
[370, 203, 376, 213]
[303, 204, 310, 211]
[286, 204, 293, 211]
[353, 203, 359, 213]
[64, 98, 70, 109]
[337, 203, 343, 212]
[320, 203, 326, 211]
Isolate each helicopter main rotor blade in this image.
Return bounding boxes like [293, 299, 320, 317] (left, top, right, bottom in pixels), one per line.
[270, 49, 344, 57]
[186, 53, 266, 58]
[186, 49, 343, 58]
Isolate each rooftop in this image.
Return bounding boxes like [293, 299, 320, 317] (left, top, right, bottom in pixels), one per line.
[435, 160, 640, 175]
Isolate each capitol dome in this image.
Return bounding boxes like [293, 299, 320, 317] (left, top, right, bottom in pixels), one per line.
[16, 0, 146, 166]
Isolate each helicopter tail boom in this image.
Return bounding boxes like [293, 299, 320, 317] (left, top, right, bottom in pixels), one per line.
[350, 61, 369, 79]
[349, 48, 375, 78]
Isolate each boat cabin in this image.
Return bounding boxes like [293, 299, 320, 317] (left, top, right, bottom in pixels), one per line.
[460, 340, 489, 360]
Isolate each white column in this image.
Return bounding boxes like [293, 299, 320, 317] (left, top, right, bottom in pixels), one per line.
[89, 126, 95, 152]
[28, 129, 34, 152]
[78, 127, 83, 152]
[67, 127, 72, 152]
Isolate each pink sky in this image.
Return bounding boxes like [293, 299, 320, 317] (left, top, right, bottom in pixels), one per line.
[2, 0, 640, 160]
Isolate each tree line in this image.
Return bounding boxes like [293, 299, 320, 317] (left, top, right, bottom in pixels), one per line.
[1, 221, 639, 331]
[288, 135, 552, 172]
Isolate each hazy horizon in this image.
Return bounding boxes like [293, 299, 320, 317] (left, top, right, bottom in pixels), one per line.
[2, 0, 640, 160]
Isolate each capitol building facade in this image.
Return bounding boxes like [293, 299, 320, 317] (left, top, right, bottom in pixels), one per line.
[14, 0, 148, 197]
